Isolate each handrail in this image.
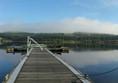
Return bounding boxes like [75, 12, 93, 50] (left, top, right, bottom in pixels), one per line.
[5, 36, 44, 83]
[26, 36, 43, 56]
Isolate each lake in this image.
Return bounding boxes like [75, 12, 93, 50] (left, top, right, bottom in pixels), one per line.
[58, 48, 118, 83]
[0, 45, 118, 83]
[0, 48, 22, 82]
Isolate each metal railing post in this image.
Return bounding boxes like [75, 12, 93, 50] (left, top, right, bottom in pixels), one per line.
[27, 36, 30, 56]
[29, 37, 43, 51]
[26, 36, 43, 56]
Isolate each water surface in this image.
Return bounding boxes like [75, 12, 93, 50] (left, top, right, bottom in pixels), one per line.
[58, 49, 118, 83]
[0, 49, 22, 82]
[1, 44, 118, 83]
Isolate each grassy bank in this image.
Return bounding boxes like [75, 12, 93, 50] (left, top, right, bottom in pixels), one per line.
[0, 37, 12, 44]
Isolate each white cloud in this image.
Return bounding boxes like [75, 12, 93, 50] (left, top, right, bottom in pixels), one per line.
[71, 0, 95, 8]
[0, 17, 118, 34]
[82, 12, 100, 16]
[71, 0, 118, 8]
[99, 0, 118, 7]
[59, 17, 118, 34]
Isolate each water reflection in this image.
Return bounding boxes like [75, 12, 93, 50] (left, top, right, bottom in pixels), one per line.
[72, 44, 118, 51]
[0, 48, 22, 82]
[59, 50, 118, 68]
[58, 45, 118, 83]
[0, 43, 118, 83]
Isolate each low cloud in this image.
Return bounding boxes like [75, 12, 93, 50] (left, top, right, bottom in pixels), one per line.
[0, 17, 118, 34]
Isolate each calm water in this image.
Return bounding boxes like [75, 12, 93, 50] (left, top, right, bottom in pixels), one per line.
[0, 46, 118, 83]
[58, 49, 118, 83]
[0, 49, 22, 82]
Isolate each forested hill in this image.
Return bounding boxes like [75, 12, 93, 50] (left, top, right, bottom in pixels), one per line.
[0, 32, 118, 45]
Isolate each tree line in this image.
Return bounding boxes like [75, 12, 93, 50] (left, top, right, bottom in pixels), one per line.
[0, 32, 118, 45]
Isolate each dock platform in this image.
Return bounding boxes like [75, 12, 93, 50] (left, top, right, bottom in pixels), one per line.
[6, 36, 93, 83]
[14, 48, 82, 83]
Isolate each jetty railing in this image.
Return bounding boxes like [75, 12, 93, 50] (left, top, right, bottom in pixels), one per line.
[27, 36, 43, 56]
[4, 36, 93, 83]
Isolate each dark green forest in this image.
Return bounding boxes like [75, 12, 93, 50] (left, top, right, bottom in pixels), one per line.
[0, 32, 118, 45]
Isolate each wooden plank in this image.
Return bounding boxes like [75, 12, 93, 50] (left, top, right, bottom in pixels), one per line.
[15, 48, 82, 83]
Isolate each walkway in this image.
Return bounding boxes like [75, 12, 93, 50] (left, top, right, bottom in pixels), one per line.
[14, 48, 82, 83]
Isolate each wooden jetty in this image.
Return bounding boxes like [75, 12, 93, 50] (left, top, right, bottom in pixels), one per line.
[5, 36, 93, 83]
[16, 48, 82, 83]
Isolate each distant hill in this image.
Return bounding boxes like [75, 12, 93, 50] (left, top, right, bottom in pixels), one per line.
[73, 32, 115, 36]
[0, 32, 118, 45]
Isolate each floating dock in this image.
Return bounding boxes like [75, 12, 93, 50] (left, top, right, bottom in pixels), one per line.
[5, 36, 93, 83]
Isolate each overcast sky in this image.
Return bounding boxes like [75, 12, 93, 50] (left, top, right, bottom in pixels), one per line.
[0, 0, 118, 34]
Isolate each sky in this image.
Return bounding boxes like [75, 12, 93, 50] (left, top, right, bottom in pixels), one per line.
[0, 0, 118, 34]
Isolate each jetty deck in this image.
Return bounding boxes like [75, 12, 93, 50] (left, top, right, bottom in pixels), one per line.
[6, 36, 92, 83]
[14, 48, 82, 83]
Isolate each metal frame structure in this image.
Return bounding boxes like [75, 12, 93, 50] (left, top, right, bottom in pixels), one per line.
[6, 36, 43, 83]
[27, 36, 43, 56]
